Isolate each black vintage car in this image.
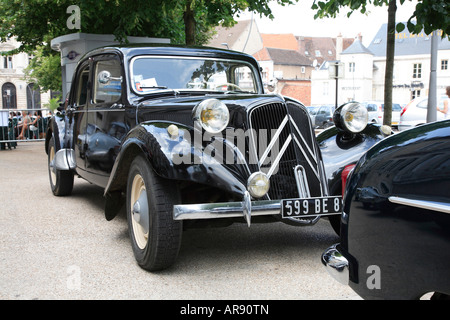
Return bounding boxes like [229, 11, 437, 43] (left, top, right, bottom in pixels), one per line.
[322, 119, 450, 299]
[46, 44, 385, 271]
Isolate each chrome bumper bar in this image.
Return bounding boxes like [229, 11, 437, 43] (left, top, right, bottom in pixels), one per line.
[173, 192, 280, 227]
[321, 244, 349, 285]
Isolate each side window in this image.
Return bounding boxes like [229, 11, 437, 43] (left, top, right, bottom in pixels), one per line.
[75, 64, 90, 106]
[93, 57, 122, 104]
[417, 99, 428, 109]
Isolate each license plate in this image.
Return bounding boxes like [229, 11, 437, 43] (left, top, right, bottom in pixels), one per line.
[281, 196, 342, 218]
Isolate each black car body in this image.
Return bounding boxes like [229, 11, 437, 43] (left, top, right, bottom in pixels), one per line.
[46, 44, 386, 271]
[322, 119, 450, 299]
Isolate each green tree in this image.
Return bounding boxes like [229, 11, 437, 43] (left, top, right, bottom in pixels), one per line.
[1, 0, 299, 91]
[312, 0, 450, 127]
[24, 46, 62, 93]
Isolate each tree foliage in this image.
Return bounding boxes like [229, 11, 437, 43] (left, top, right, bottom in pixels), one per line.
[312, 0, 449, 37]
[0, 0, 298, 91]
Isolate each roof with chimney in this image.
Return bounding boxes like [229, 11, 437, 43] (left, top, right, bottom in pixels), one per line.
[296, 35, 353, 64]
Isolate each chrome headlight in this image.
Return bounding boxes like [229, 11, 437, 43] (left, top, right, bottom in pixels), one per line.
[247, 172, 270, 198]
[335, 102, 368, 133]
[193, 98, 229, 134]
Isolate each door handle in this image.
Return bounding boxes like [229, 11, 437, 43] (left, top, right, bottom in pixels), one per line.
[110, 103, 124, 109]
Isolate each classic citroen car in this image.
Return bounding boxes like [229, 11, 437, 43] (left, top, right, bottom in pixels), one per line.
[46, 44, 385, 271]
[322, 119, 450, 299]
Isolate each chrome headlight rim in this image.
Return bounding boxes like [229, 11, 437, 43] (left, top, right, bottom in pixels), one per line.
[247, 171, 270, 199]
[193, 98, 230, 134]
[336, 102, 368, 133]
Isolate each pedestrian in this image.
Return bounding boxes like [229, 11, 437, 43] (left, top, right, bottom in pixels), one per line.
[437, 86, 450, 119]
[17, 110, 32, 139]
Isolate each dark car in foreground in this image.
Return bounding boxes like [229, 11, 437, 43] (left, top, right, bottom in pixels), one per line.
[46, 44, 386, 271]
[322, 119, 450, 299]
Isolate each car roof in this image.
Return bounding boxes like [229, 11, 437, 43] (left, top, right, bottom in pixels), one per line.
[81, 43, 259, 66]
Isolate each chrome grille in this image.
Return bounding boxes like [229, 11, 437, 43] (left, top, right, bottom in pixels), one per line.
[249, 102, 323, 200]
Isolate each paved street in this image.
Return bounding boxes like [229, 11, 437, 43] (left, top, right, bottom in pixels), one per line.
[0, 141, 360, 300]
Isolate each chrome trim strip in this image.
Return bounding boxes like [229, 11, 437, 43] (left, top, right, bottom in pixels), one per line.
[258, 115, 289, 167]
[294, 165, 311, 198]
[321, 244, 349, 285]
[289, 114, 316, 159]
[389, 196, 450, 214]
[173, 200, 281, 221]
[266, 135, 292, 178]
[293, 135, 319, 179]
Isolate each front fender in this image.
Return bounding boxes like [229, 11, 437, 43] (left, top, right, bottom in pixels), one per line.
[45, 112, 71, 154]
[105, 121, 249, 202]
[317, 123, 389, 195]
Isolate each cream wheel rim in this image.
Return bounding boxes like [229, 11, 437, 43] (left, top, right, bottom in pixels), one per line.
[130, 174, 149, 249]
[49, 145, 56, 185]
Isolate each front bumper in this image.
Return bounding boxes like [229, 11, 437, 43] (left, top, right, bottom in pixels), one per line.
[321, 244, 349, 285]
[173, 192, 280, 227]
[174, 192, 341, 227]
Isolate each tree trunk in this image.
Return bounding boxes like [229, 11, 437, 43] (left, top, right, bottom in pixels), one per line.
[383, 0, 396, 126]
[184, 0, 196, 45]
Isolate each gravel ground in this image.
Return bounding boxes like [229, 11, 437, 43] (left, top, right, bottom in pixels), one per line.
[0, 141, 361, 300]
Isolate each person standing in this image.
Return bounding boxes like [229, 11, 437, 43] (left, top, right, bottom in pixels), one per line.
[437, 86, 450, 119]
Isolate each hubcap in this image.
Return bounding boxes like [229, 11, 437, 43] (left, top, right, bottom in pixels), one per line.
[130, 174, 149, 249]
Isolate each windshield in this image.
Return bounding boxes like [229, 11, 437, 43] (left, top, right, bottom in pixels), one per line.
[130, 56, 260, 94]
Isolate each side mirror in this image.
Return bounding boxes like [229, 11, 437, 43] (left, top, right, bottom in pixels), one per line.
[98, 70, 122, 84]
[266, 79, 277, 93]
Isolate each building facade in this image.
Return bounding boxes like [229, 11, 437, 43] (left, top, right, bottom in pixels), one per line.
[0, 38, 50, 111]
[311, 26, 450, 107]
[369, 26, 450, 103]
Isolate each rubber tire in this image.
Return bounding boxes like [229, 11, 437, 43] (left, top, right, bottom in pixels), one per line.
[48, 136, 74, 196]
[127, 155, 182, 271]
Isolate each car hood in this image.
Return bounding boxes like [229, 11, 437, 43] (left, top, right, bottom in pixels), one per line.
[136, 93, 289, 129]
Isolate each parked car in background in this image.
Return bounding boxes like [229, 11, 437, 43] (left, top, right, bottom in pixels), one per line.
[306, 106, 319, 127]
[314, 105, 335, 129]
[361, 101, 402, 129]
[46, 45, 383, 271]
[322, 119, 450, 299]
[398, 95, 447, 131]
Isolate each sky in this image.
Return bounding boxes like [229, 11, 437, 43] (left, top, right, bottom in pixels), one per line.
[237, 0, 419, 46]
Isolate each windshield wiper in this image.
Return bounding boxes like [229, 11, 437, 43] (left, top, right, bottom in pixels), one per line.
[137, 88, 180, 102]
[140, 86, 168, 89]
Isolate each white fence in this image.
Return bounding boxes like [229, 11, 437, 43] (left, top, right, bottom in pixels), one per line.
[0, 108, 52, 149]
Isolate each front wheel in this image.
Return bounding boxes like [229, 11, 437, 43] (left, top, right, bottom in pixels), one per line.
[47, 136, 74, 196]
[127, 155, 182, 271]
